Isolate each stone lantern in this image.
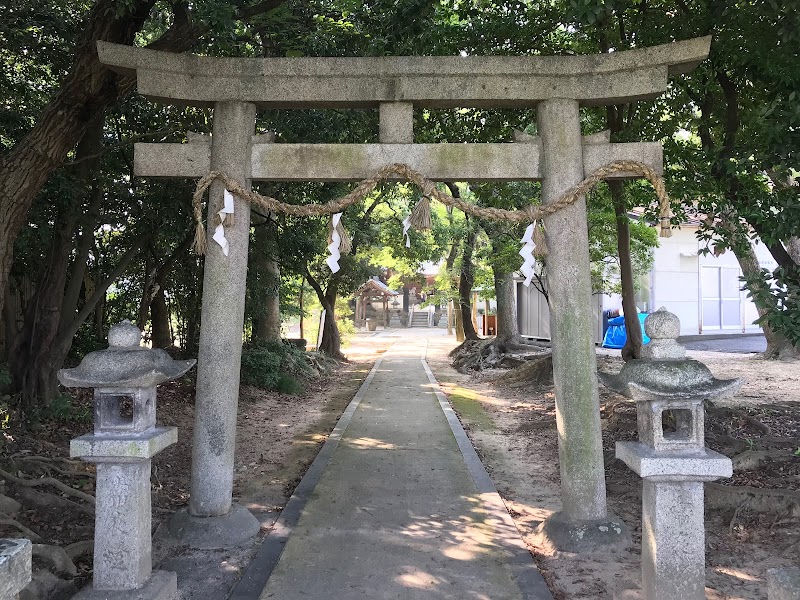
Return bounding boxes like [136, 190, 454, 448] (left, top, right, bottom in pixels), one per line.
[599, 308, 741, 600]
[58, 321, 195, 600]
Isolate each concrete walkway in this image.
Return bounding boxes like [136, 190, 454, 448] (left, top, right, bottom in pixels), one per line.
[241, 333, 551, 600]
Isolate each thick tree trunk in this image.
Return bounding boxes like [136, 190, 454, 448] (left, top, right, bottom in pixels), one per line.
[610, 181, 643, 361]
[0, 1, 157, 323]
[252, 219, 281, 343]
[458, 229, 479, 341]
[318, 295, 342, 358]
[150, 288, 172, 348]
[493, 268, 519, 343]
[786, 238, 800, 264]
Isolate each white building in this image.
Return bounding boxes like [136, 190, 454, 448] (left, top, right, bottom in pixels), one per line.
[645, 225, 773, 336]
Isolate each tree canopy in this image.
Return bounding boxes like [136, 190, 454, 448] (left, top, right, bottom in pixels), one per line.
[0, 0, 797, 411]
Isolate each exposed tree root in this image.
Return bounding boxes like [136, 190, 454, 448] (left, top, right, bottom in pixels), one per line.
[706, 482, 800, 518]
[496, 354, 554, 388]
[731, 449, 798, 472]
[14, 457, 95, 479]
[0, 467, 96, 506]
[0, 511, 43, 541]
[706, 403, 772, 436]
[449, 337, 549, 373]
[516, 419, 557, 432]
[64, 540, 93, 560]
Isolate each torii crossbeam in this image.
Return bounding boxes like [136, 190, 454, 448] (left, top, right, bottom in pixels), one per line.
[98, 37, 710, 555]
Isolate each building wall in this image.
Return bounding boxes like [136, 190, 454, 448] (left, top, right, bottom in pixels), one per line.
[515, 279, 604, 344]
[649, 228, 703, 335]
[649, 226, 775, 335]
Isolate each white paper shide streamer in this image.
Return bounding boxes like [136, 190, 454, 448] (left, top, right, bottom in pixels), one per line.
[212, 189, 236, 256]
[326, 212, 344, 274]
[402, 214, 412, 248]
[519, 221, 537, 287]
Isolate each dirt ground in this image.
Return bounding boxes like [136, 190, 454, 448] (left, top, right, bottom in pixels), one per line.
[427, 340, 800, 600]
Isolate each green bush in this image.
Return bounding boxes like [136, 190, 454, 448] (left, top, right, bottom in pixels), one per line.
[41, 393, 91, 423]
[240, 340, 312, 394]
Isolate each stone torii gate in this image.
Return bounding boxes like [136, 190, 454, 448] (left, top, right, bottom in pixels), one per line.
[98, 37, 710, 550]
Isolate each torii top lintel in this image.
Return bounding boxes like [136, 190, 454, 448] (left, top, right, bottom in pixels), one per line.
[97, 37, 710, 110]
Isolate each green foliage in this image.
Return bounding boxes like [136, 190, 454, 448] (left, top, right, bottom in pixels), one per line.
[41, 393, 91, 423]
[587, 190, 658, 295]
[742, 267, 800, 347]
[240, 340, 312, 394]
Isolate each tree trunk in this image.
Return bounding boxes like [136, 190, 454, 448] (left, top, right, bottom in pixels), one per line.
[454, 304, 465, 342]
[493, 268, 519, 343]
[729, 229, 798, 359]
[610, 181, 643, 361]
[137, 253, 155, 332]
[316, 284, 343, 358]
[252, 219, 281, 343]
[150, 287, 172, 348]
[786, 238, 800, 264]
[304, 268, 343, 359]
[458, 228, 479, 341]
[446, 300, 453, 336]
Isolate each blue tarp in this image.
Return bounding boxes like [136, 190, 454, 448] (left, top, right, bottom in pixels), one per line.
[602, 313, 650, 349]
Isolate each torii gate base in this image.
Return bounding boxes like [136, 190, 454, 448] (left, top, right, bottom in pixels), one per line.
[98, 37, 710, 553]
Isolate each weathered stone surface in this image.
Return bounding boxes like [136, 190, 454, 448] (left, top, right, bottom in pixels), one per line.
[641, 480, 706, 600]
[188, 101, 257, 522]
[0, 539, 31, 599]
[71, 427, 177, 460]
[641, 307, 685, 359]
[379, 102, 413, 143]
[73, 570, 177, 600]
[58, 321, 195, 389]
[93, 462, 152, 590]
[107, 321, 141, 348]
[135, 140, 663, 182]
[767, 567, 800, 600]
[97, 37, 711, 108]
[616, 441, 732, 480]
[644, 306, 681, 340]
[599, 359, 741, 400]
[536, 511, 630, 553]
[135, 142, 211, 177]
[536, 98, 626, 550]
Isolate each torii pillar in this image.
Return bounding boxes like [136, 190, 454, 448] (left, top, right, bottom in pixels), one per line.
[536, 100, 625, 549]
[169, 102, 262, 546]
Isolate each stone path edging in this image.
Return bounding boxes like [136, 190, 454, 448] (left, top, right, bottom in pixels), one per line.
[228, 355, 385, 599]
[421, 359, 554, 600]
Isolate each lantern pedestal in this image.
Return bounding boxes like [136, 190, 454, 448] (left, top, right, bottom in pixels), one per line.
[59, 321, 194, 600]
[616, 442, 732, 600]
